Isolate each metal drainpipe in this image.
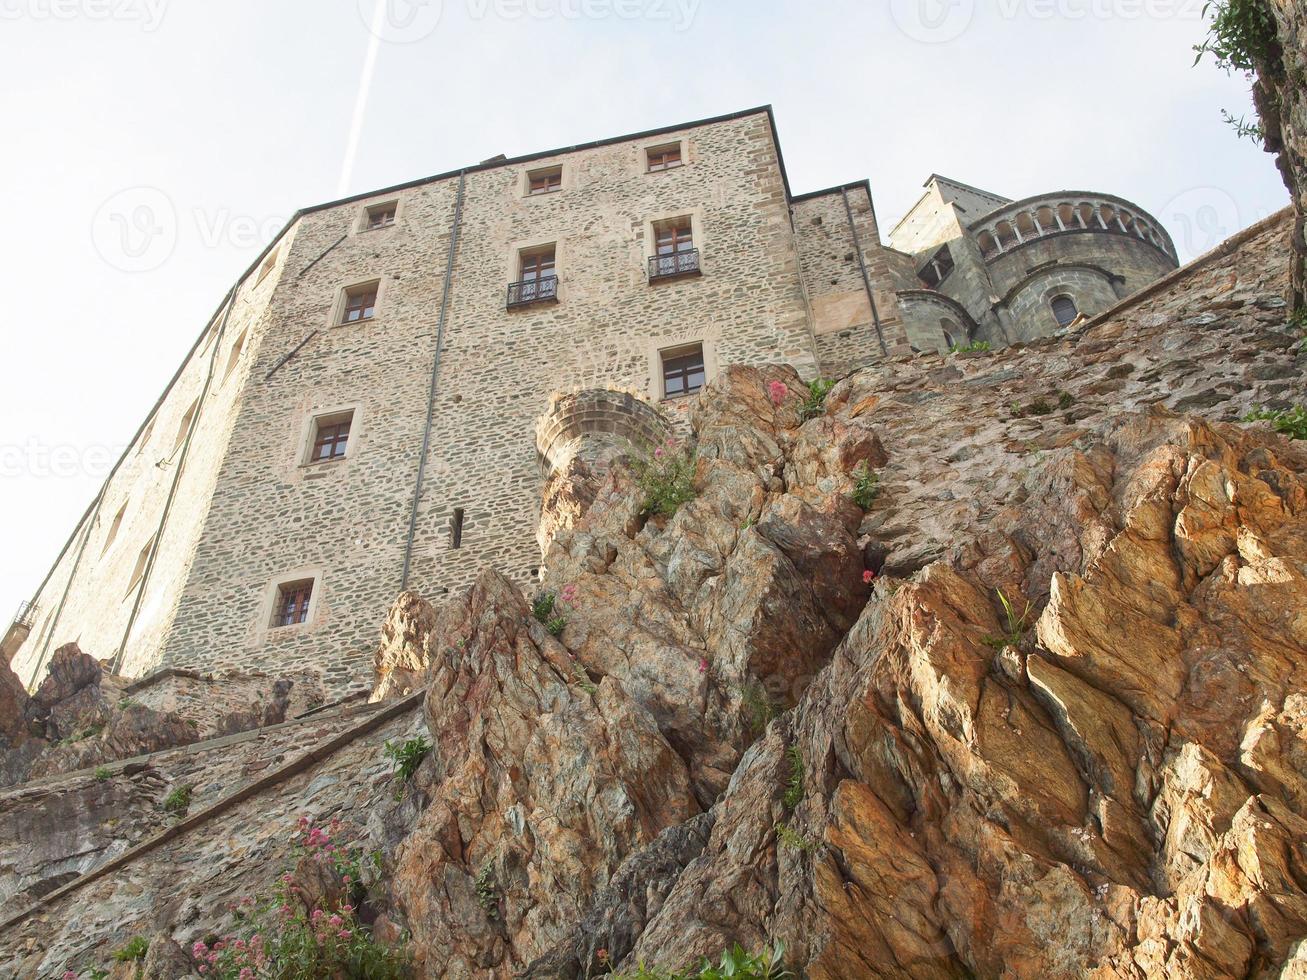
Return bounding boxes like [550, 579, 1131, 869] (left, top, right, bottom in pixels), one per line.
[400, 170, 467, 591]
[842, 186, 889, 357]
[111, 285, 238, 675]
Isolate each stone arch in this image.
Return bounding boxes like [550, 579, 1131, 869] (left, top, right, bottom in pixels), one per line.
[534, 388, 668, 554]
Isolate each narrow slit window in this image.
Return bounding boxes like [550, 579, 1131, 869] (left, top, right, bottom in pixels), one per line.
[125, 535, 155, 596]
[171, 400, 198, 456]
[223, 329, 248, 382]
[101, 502, 127, 557]
[256, 249, 278, 284]
[450, 508, 465, 549]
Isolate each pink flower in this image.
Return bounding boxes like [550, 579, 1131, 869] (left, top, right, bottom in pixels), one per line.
[312, 909, 325, 921]
[240, 970, 254, 980]
[338, 929, 352, 939]
[561, 584, 578, 603]
[597, 949, 610, 963]
[192, 941, 209, 957]
[698, 658, 709, 674]
[62, 972, 77, 980]
[329, 914, 343, 928]
[198, 967, 207, 975]
[862, 570, 876, 584]
[654, 447, 665, 459]
[768, 380, 788, 406]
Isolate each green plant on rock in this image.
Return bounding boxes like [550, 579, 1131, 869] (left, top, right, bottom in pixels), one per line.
[571, 660, 598, 695]
[781, 744, 804, 811]
[634, 439, 697, 518]
[741, 681, 778, 735]
[774, 822, 819, 853]
[1058, 391, 1075, 410]
[111, 936, 149, 963]
[1244, 405, 1307, 440]
[383, 735, 432, 784]
[163, 784, 193, 815]
[615, 941, 792, 980]
[1026, 399, 1053, 416]
[949, 340, 991, 354]
[849, 461, 880, 510]
[983, 588, 1035, 650]
[93, 766, 112, 782]
[1193, 0, 1277, 73]
[475, 861, 500, 921]
[532, 592, 567, 636]
[799, 378, 835, 421]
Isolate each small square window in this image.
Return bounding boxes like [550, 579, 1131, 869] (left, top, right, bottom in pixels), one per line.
[646, 143, 683, 173]
[308, 411, 353, 464]
[527, 166, 562, 195]
[661, 343, 705, 398]
[272, 579, 314, 627]
[365, 202, 397, 229]
[340, 282, 378, 324]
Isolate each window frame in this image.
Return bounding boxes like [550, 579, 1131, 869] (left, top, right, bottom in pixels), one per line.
[659, 343, 707, 399]
[259, 569, 324, 633]
[255, 248, 279, 285]
[299, 406, 362, 469]
[272, 579, 315, 628]
[1050, 293, 1079, 327]
[333, 279, 383, 327]
[356, 198, 402, 234]
[645, 141, 685, 173]
[525, 165, 563, 196]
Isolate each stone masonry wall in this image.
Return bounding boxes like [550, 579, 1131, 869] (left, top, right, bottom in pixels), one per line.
[147, 110, 823, 693]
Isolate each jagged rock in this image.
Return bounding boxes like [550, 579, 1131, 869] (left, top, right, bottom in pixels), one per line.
[380, 569, 697, 978]
[372, 590, 440, 701]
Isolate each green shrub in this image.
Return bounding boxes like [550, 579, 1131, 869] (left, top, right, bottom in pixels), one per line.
[1026, 399, 1053, 416]
[799, 378, 835, 421]
[475, 862, 499, 921]
[383, 735, 432, 783]
[1058, 391, 1074, 410]
[949, 340, 991, 354]
[163, 784, 193, 815]
[93, 766, 112, 782]
[634, 441, 697, 517]
[615, 941, 791, 979]
[741, 682, 778, 735]
[1244, 405, 1307, 440]
[850, 462, 880, 510]
[111, 936, 149, 962]
[1193, 0, 1277, 73]
[781, 745, 804, 811]
[531, 592, 567, 636]
[571, 661, 598, 695]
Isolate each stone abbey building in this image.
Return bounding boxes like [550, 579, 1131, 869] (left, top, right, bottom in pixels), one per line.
[7, 106, 1178, 693]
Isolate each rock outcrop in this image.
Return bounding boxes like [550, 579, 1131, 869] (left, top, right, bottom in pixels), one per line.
[2, 213, 1306, 979]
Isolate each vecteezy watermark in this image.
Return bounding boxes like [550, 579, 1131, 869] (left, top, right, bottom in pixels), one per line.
[1156, 186, 1242, 260]
[0, 439, 125, 480]
[891, 0, 1203, 43]
[92, 186, 286, 273]
[357, 0, 701, 42]
[91, 186, 177, 274]
[0, 0, 167, 31]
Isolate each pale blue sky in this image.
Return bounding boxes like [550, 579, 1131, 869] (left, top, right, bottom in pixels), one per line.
[0, 0, 1288, 617]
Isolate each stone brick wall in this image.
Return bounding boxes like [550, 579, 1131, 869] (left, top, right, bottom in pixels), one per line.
[12, 109, 829, 696]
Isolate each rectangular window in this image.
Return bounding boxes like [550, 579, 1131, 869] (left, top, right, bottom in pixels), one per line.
[272, 580, 314, 627]
[450, 507, 465, 548]
[646, 143, 682, 172]
[340, 283, 378, 324]
[650, 219, 700, 280]
[365, 202, 397, 229]
[661, 343, 706, 398]
[508, 246, 558, 307]
[309, 411, 353, 463]
[527, 166, 562, 195]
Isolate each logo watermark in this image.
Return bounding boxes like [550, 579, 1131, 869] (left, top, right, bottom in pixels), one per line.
[892, 0, 1203, 43]
[357, 0, 701, 42]
[0, 0, 167, 31]
[91, 186, 286, 273]
[0, 439, 125, 480]
[1157, 186, 1242, 259]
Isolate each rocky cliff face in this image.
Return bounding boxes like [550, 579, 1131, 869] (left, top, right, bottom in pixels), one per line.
[3, 213, 1307, 979]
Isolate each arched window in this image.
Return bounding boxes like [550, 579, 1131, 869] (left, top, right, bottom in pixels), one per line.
[940, 319, 959, 349]
[1051, 294, 1078, 327]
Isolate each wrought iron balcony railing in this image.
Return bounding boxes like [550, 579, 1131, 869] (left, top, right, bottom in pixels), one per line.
[506, 275, 559, 308]
[648, 249, 701, 282]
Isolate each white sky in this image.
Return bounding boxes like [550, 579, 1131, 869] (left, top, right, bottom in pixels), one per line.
[0, 0, 1289, 616]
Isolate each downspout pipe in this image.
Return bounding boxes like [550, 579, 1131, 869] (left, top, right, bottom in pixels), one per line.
[400, 170, 467, 591]
[111, 285, 238, 675]
[842, 186, 889, 357]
